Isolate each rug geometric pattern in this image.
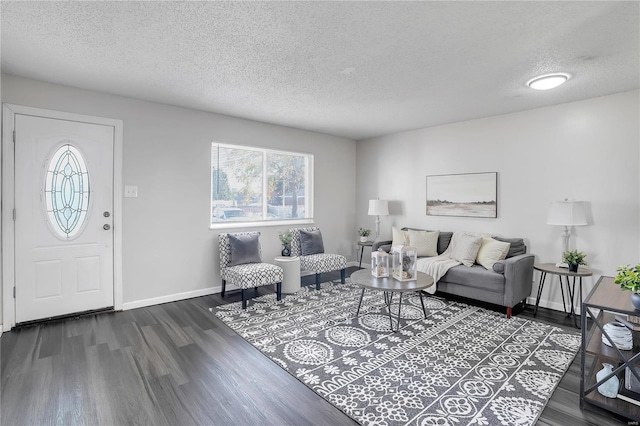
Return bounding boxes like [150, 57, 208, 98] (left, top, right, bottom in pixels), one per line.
[213, 280, 580, 426]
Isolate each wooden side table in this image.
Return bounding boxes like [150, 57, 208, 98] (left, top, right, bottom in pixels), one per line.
[357, 240, 374, 268]
[533, 262, 593, 328]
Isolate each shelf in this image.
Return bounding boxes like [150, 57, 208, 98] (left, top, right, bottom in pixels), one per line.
[581, 276, 640, 421]
[582, 355, 640, 421]
[584, 311, 640, 363]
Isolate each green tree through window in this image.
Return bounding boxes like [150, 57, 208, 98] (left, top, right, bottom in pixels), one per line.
[211, 143, 312, 225]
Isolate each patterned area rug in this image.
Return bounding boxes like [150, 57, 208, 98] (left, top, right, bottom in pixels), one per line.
[212, 279, 580, 426]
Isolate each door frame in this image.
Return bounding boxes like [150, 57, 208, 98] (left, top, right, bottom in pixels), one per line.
[2, 104, 124, 331]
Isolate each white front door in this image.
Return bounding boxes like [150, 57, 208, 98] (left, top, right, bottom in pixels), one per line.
[13, 113, 115, 323]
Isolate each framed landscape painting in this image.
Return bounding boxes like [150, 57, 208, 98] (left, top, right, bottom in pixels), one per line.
[426, 172, 497, 218]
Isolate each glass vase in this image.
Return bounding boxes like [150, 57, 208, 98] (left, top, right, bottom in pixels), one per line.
[596, 363, 619, 398]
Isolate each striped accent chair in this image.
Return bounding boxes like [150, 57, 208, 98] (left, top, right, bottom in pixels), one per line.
[289, 227, 346, 290]
[219, 232, 283, 309]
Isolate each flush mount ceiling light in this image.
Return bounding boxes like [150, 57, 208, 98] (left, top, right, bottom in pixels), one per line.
[527, 73, 570, 90]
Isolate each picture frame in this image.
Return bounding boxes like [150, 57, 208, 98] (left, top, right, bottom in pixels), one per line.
[426, 172, 497, 218]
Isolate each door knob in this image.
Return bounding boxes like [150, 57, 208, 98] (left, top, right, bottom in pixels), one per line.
[103, 224, 111, 230]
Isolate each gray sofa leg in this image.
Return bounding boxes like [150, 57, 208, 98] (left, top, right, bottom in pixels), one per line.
[276, 282, 282, 301]
[242, 289, 247, 309]
[340, 269, 346, 284]
[221, 279, 226, 297]
[315, 273, 321, 290]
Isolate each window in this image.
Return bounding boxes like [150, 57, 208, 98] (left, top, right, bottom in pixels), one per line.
[211, 143, 313, 227]
[44, 143, 91, 239]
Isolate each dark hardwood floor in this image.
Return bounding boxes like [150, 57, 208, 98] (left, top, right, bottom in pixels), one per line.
[0, 267, 630, 425]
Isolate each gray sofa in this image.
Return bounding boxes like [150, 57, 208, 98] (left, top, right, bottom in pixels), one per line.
[372, 228, 535, 318]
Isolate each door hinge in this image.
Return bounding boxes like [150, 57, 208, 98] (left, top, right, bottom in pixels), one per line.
[13, 208, 16, 221]
[13, 286, 16, 299]
[13, 130, 16, 143]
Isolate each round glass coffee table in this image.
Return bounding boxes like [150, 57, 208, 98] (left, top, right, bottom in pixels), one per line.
[350, 269, 434, 332]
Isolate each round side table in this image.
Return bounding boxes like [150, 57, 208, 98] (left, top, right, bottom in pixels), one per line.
[533, 262, 592, 328]
[274, 256, 301, 294]
[357, 240, 374, 268]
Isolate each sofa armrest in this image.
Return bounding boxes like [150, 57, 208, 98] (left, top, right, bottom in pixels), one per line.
[372, 240, 392, 252]
[501, 253, 535, 309]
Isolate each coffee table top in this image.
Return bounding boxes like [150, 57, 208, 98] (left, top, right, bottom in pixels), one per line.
[350, 269, 434, 293]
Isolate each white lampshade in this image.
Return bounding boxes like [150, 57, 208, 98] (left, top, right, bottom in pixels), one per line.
[547, 201, 587, 226]
[368, 200, 389, 216]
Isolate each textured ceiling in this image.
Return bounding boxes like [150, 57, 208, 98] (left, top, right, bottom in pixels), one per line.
[2, 1, 639, 140]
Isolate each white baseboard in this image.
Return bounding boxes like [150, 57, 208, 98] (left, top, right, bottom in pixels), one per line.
[526, 296, 581, 315]
[123, 286, 220, 310]
[121, 263, 372, 312]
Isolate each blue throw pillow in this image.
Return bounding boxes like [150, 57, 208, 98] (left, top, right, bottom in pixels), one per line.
[228, 233, 262, 266]
[300, 230, 325, 255]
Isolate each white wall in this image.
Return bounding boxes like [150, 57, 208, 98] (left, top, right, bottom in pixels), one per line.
[1, 74, 357, 315]
[357, 90, 640, 313]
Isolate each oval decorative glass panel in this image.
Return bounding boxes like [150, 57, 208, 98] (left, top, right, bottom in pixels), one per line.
[44, 144, 90, 239]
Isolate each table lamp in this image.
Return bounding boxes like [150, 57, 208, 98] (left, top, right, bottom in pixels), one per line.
[547, 199, 587, 260]
[368, 199, 389, 240]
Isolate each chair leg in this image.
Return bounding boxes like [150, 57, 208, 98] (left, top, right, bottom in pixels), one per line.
[315, 273, 321, 290]
[340, 268, 346, 284]
[242, 289, 247, 309]
[276, 282, 282, 301]
[506, 306, 512, 319]
[221, 279, 226, 297]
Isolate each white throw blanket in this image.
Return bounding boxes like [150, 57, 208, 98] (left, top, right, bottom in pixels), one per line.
[415, 232, 471, 294]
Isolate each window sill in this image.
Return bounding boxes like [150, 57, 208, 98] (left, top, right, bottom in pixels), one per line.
[210, 218, 314, 230]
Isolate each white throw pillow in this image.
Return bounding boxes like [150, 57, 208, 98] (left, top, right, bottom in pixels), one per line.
[407, 229, 439, 257]
[451, 233, 483, 267]
[392, 227, 408, 247]
[476, 237, 510, 270]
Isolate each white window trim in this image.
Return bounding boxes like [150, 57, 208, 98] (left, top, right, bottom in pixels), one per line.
[210, 143, 314, 229]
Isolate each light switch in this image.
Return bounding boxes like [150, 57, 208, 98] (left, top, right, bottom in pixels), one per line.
[124, 185, 138, 198]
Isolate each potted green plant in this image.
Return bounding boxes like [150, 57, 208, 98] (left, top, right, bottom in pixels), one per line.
[278, 231, 293, 256]
[562, 250, 587, 273]
[358, 227, 371, 243]
[615, 263, 640, 309]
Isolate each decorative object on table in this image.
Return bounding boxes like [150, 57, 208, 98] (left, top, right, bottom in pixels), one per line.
[602, 321, 633, 350]
[357, 227, 371, 243]
[278, 231, 293, 256]
[391, 244, 417, 281]
[596, 363, 619, 398]
[627, 366, 640, 390]
[371, 249, 389, 278]
[617, 372, 640, 407]
[615, 315, 640, 331]
[614, 263, 640, 309]
[426, 172, 497, 218]
[547, 199, 588, 261]
[367, 199, 389, 239]
[562, 250, 587, 273]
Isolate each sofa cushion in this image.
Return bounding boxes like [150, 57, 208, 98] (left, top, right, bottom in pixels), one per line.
[228, 233, 262, 266]
[476, 237, 510, 270]
[392, 227, 408, 247]
[437, 232, 454, 255]
[442, 264, 505, 293]
[407, 229, 439, 257]
[300, 229, 325, 255]
[493, 236, 526, 257]
[451, 233, 483, 267]
[403, 228, 453, 254]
